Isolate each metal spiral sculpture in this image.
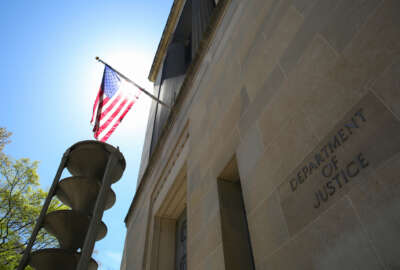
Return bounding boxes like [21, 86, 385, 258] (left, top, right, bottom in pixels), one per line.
[17, 140, 125, 270]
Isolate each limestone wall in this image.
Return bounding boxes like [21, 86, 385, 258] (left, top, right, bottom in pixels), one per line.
[122, 0, 400, 269]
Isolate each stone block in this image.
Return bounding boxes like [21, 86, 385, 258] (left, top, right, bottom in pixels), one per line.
[189, 101, 207, 134]
[125, 199, 150, 269]
[188, 137, 211, 180]
[260, 0, 293, 41]
[188, 169, 215, 213]
[328, 0, 400, 92]
[302, 78, 365, 141]
[188, 112, 209, 156]
[247, 192, 289, 268]
[256, 82, 296, 144]
[210, 89, 247, 152]
[188, 201, 204, 242]
[213, 47, 242, 106]
[293, 34, 338, 78]
[238, 66, 285, 137]
[230, 0, 276, 65]
[320, 0, 382, 52]
[204, 214, 223, 256]
[278, 92, 400, 236]
[272, 111, 319, 181]
[236, 123, 264, 179]
[239, 87, 250, 116]
[284, 35, 366, 139]
[371, 59, 400, 119]
[292, 0, 318, 15]
[260, 197, 383, 270]
[259, 109, 317, 172]
[189, 214, 223, 270]
[189, 179, 219, 236]
[188, 235, 204, 270]
[199, 245, 225, 270]
[243, 5, 303, 101]
[206, 98, 225, 131]
[280, 0, 342, 74]
[295, 36, 366, 137]
[187, 162, 202, 196]
[243, 111, 317, 213]
[211, 129, 240, 179]
[349, 153, 400, 269]
[188, 176, 205, 212]
[203, 184, 220, 225]
[241, 142, 283, 214]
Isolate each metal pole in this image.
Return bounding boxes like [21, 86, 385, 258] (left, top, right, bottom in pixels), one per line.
[76, 149, 119, 270]
[16, 148, 70, 270]
[95, 56, 171, 110]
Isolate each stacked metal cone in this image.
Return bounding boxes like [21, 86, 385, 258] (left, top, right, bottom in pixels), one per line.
[27, 141, 125, 270]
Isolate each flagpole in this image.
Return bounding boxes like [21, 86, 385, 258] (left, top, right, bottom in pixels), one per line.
[95, 56, 171, 110]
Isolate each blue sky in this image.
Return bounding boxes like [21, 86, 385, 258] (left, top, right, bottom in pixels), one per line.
[0, 1, 171, 269]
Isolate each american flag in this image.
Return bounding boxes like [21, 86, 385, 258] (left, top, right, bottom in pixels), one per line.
[91, 66, 140, 142]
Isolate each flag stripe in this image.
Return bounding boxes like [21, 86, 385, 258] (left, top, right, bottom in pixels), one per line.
[98, 93, 126, 127]
[96, 93, 140, 140]
[91, 66, 140, 142]
[91, 89, 101, 123]
[91, 94, 109, 123]
[99, 93, 122, 120]
[98, 90, 126, 126]
[99, 100, 136, 142]
[96, 99, 128, 136]
[96, 99, 131, 140]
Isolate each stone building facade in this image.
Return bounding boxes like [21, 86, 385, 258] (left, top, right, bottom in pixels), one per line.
[121, 0, 400, 269]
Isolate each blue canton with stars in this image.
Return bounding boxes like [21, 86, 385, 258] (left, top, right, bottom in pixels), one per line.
[103, 66, 121, 98]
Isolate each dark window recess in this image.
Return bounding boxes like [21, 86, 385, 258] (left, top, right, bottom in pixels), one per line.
[217, 157, 255, 270]
[149, 0, 216, 156]
[192, 0, 216, 58]
[175, 210, 187, 270]
[185, 36, 192, 67]
[150, 0, 192, 156]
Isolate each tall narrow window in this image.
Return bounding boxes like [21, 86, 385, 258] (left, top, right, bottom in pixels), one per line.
[175, 210, 187, 270]
[218, 157, 255, 270]
[150, 0, 192, 157]
[148, 166, 187, 270]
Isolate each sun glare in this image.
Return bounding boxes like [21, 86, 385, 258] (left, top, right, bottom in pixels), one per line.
[86, 49, 155, 143]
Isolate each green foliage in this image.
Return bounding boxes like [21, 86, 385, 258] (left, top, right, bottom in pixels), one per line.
[0, 129, 68, 269]
[0, 128, 11, 153]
